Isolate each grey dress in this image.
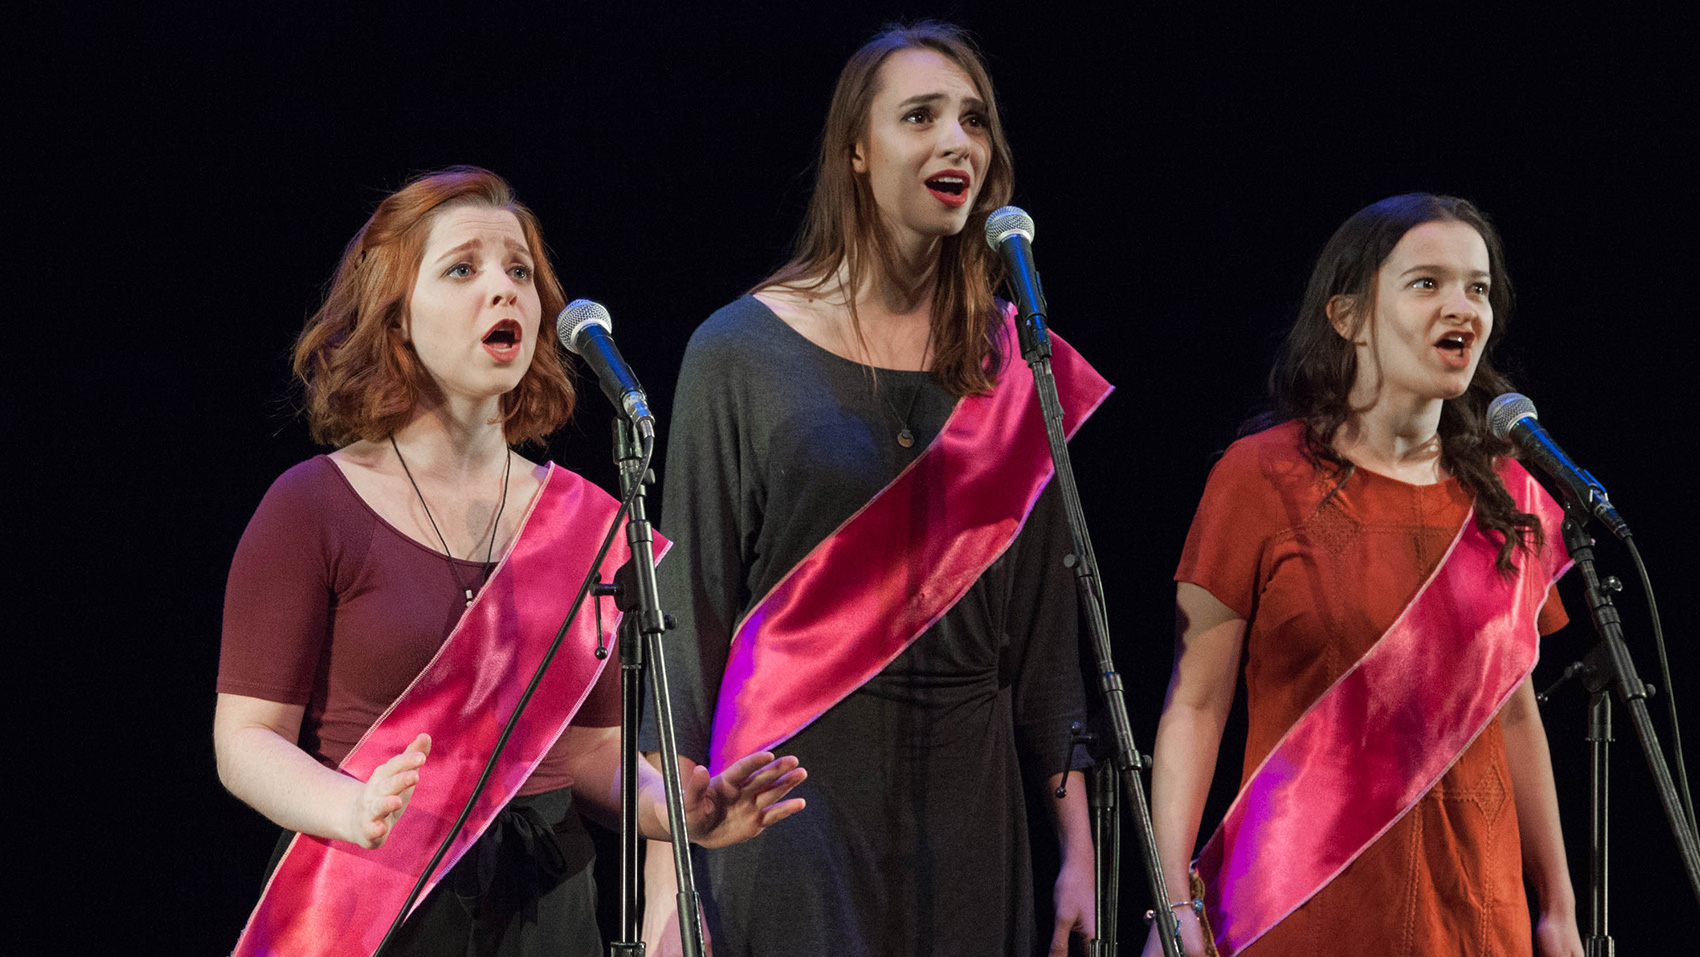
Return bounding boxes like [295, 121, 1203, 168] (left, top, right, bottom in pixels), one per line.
[645, 296, 1088, 956]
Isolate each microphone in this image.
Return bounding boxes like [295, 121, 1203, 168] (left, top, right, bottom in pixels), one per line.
[1487, 392, 1629, 540]
[556, 299, 655, 441]
[984, 206, 1050, 358]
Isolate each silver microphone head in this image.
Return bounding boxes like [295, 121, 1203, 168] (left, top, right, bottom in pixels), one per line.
[1487, 392, 1539, 439]
[984, 206, 1035, 251]
[556, 299, 611, 355]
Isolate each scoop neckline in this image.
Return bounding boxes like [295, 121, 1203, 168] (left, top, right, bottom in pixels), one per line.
[742, 294, 938, 378]
[319, 454, 549, 566]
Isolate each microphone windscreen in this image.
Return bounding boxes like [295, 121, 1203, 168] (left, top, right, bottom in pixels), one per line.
[984, 206, 1035, 251]
[1487, 392, 1539, 439]
[556, 299, 612, 355]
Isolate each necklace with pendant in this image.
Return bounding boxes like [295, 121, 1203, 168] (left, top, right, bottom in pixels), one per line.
[878, 326, 933, 449]
[390, 435, 511, 606]
[882, 376, 924, 448]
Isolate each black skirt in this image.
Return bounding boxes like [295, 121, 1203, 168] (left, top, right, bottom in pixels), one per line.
[263, 788, 601, 957]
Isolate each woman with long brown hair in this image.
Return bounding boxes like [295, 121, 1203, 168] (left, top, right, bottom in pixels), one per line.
[1144, 193, 1582, 956]
[642, 22, 1100, 957]
[214, 167, 804, 956]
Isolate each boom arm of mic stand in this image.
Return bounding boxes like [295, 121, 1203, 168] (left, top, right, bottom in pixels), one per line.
[1023, 349, 1184, 957]
[612, 419, 708, 957]
[1561, 515, 1700, 909]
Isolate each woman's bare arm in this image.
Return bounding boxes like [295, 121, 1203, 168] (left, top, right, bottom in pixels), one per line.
[1501, 678, 1583, 956]
[1141, 582, 1246, 956]
[213, 692, 430, 848]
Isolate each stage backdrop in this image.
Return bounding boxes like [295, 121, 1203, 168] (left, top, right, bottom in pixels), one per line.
[15, 3, 1695, 953]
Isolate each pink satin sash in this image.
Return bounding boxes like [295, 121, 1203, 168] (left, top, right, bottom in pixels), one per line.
[234, 464, 654, 957]
[1194, 461, 1570, 956]
[707, 313, 1113, 774]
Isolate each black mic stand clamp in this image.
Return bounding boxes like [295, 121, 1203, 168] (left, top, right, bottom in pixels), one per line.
[1549, 513, 1700, 956]
[606, 418, 708, 957]
[1012, 279, 1051, 361]
[1054, 722, 1125, 956]
[1014, 312, 1182, 957]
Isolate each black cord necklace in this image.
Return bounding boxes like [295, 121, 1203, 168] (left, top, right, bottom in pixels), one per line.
[881, 376, 924, 448]
[389, 434, 512, 606]
[877, 327, 933, 449]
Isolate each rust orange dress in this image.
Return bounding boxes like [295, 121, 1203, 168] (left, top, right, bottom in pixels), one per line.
[1176, 421, 1567, 956]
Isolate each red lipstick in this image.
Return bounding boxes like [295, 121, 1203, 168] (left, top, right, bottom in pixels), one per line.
[925, 169, 972, 209]
[482, 319, 523, 362]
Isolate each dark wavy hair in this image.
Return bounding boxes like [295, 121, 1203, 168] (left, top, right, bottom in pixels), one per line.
[1252, 192, 1540, 570]
[755, 21, 1015, 396]
[292, 166, 575, 447]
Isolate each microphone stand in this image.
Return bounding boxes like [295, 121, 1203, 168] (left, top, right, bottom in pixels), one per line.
[607, 417, 707, 957]
[1015, 309, 1182, 957]
[1544, 513, 1700, 955]
[1092, 760, 1123, 956]
[1055, 722, 1121, 954]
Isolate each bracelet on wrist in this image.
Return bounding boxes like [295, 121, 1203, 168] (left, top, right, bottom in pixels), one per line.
[1145, 897, 1204, 922]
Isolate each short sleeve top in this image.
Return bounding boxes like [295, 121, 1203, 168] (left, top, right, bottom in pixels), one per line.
[218, 456, 620, 793]
[1175, 421, 1567, 779]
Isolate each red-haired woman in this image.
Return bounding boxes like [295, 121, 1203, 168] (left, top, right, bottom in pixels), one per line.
[1144, 194, 1582, 957]
[641, 24, 1101, 957]
[214, 167, 804, 957]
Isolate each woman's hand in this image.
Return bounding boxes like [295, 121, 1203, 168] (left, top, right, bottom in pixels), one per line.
[349, 732, 431, 849]
[215, 692, 434, 847]
[1502, 678, 1583, 957]
[1140, 910, 1212, 957]
[677, 750, 806, 849]
[1533, 909, 1583, 957]
[1048, 847, 1095, 956]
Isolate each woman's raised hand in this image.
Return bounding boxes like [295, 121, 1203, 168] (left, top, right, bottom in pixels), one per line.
[677, 750, 806, 849]
[349, 732, 432, 849]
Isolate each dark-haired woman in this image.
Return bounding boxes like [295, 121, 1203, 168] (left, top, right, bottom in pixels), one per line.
[1143, 194, 1582, 957]
[641, 22, 1102, 957]
[214, 167, 803, 957]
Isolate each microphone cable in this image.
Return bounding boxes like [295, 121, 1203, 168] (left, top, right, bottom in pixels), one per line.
[373, 436, 656, 955]
[1623, 534, 1697, 838]
[1490, 391, 1692, 831]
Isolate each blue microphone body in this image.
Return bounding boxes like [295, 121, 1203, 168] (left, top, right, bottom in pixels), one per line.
[1487, 393, 1629, 540]
[985, 206, 1050, 358]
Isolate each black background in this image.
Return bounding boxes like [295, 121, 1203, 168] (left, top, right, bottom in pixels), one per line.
[17, 2, 1696, 952]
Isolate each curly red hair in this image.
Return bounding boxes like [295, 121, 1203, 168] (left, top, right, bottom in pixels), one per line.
[293, 166, 575, 447]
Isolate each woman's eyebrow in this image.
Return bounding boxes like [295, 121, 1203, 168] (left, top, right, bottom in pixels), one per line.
[1398, 264, 1491, 279]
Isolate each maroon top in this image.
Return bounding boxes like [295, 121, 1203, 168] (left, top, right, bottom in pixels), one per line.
[218, 456, 619, 795]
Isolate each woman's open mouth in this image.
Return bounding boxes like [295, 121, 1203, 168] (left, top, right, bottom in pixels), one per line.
[925, 172, 970, 209]
[482, 319, 523, 362]
[1434, 330, 1475, 369]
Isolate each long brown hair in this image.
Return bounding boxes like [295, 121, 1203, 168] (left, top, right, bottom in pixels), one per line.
[756, 21, 1015, 396]
[1253, 192, 1540, 570]
[292, 166, 575, 447]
